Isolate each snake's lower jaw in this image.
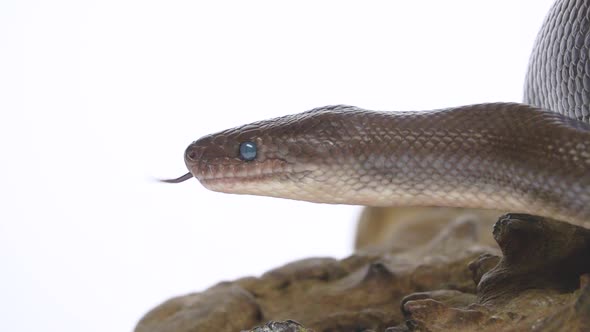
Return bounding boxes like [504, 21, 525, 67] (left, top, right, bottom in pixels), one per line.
[193, 170, 301, 196]
[197, 178, 227, 193]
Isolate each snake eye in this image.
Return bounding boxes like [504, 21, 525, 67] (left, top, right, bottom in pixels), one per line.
[239, 141, 257, 161]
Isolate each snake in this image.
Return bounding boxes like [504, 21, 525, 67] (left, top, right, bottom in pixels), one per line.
[163, 0, 590, 226]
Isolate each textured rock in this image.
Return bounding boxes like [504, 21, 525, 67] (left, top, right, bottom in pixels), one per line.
[354, 207, 501, 252]
[136, 208, 497, 331]
[478, 214, 590, 305]
[246, 320, 312, 332]
[400, 213, 590, 332]
[135, 284, 261, 332]
[135, 210, 590, 332]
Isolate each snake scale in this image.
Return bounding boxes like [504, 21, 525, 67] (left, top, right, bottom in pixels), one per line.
[164, 0, 590, 226]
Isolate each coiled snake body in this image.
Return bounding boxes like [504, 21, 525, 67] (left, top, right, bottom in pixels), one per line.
[165, 0, 590, 226]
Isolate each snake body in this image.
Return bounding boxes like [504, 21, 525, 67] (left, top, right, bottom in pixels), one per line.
[166, 0, 590, 225]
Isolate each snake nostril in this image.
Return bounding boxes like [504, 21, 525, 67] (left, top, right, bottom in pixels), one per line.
[184, 145, 201, 163]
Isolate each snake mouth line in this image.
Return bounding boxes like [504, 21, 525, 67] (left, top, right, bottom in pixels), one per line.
[199, 172, 283, 184]
[196, 169, 312, 185]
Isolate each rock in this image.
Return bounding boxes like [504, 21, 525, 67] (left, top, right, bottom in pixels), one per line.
[354, 207, 501, 252]
[135, 209, 497, 331]
[468, 253, 501, 286]
[245, 320, 312, 332]
[135, 285, 261, 332]
[135, 211, 590, 332]
[399, 213, 590, 332]
[478, 213, 590, 305]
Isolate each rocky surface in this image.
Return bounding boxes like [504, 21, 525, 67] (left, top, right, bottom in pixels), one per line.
[246, 320, 311, 332]
[135, 209, 590, 332]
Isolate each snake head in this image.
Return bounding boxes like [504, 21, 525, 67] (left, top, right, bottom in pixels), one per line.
[176, 105, 363, 202]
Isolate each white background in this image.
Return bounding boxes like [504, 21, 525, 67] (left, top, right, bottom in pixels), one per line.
[1, 1, 555, 331]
